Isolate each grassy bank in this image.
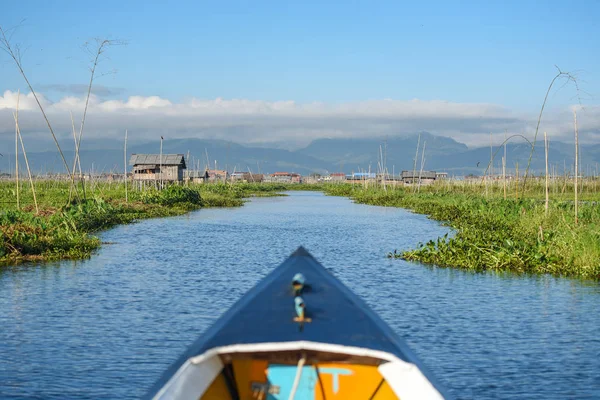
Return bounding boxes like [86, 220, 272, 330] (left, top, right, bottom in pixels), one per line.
[324, 182, 600, 280]
[0, 181, 292, 265]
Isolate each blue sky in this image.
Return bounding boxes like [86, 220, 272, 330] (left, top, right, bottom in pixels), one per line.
[1, 0, 599, 147]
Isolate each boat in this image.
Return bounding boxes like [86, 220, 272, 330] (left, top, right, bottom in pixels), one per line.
[147, 247, 451, 399]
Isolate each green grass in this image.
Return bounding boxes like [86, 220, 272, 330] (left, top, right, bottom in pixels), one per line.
[324, 181, 600, 280]
[0, 181, 295, 265]
[11, 178, 594, 279]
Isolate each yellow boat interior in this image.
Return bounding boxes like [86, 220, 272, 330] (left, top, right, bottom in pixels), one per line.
[201, 349, 399, 400]
[155, 344, 445, 399]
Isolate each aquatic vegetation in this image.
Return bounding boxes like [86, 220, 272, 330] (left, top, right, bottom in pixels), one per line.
[324, 183, 600, 280]
[0, 181, 292, 265]
[141, 185, 202, 206]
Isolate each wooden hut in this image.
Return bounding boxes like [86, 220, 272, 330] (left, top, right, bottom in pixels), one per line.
[401, 170, 437, 185]
[267, 172, 302, 183]
[207, 169, 229, 182]
[186, 169, 209, 183]
[130, 154, 186, 188]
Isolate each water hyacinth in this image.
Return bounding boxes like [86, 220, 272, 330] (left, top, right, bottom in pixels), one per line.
[325, 183, 600, 280]
[0, 181, 291, 265]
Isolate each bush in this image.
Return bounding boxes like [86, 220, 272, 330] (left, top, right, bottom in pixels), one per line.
[141, 186, 202, 206]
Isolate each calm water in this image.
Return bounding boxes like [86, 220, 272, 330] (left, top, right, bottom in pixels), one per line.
[1, 192, 599, 399]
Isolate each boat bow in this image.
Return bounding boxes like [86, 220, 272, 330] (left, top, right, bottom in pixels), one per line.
[148, 247, 451, 399]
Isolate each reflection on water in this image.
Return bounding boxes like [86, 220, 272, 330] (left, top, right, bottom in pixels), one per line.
[1, 192, 599, 399]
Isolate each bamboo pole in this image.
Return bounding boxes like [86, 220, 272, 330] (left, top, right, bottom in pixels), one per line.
[124, 129, 128, 202]
[417, 141, 427, 192]
[186, 150, 190, 185]
[0, 27, 74, 182]
[485, 166, 488, 198]
[503, 156, 506, 200]
[503, 130, 507, 199]
[13, 111, 38, 214]
[574, 110, 579, 225]
[73, 40, 114, 195]
[544, 131, 549, 215]
[69, 112, 82, 179]
[515, 161, 519, 200]
[15, 89, 20, 209]
[383, 139, 387, 189]
[69, 108, 85, 200]
[490, 131, 494, 178]
[68, 111, 79, 202]
[159, 136, 163, 189]
[380, 145, 386, 192]
[412, 133, 421, 190]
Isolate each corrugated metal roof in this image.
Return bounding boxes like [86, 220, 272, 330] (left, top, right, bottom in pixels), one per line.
[129, 154, 186, 168]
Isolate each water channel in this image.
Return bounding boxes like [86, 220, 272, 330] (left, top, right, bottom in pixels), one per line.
[1, 191, 599, 399]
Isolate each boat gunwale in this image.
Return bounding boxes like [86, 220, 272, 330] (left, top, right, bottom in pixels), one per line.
[155, 341, 445, 400]
[191, 340, 403, 366]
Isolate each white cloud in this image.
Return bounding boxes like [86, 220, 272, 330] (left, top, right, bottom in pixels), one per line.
[0, 90, 50, 111]
[0, 90, 598, 148]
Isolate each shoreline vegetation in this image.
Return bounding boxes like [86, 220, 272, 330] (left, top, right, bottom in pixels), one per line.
[0, 181, 292, 265]
[3, 180, 599, 280]
[324, 181, 600, 280]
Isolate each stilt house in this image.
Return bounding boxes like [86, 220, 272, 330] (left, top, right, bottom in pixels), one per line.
[130, 154, 187, 185]
[400, 170, 437, 185]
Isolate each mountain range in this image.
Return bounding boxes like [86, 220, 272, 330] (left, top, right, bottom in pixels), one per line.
[0, 132, 597, 177]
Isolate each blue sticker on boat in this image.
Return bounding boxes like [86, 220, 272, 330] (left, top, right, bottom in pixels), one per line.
[266, 365, 317, 400]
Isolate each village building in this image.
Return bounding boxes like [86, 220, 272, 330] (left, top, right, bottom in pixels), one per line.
[230, 172, 245, 182]
[104, 173, 129, 182]
[129, 154, 186, 188]
[400, 170, 437, 185]
[268, 172, 302, 183]
[329, 172, 347, 182]
[303, 176, 317, 184]
[187, 170, 209, 183]
[303, 174, 323, 184]
[349, 172, 376, 181]
[242, 172, 264, 183]
[207, 169, 229, 182]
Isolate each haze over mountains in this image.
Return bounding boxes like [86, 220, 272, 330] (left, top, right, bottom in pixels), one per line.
[0, 132, 596, 177]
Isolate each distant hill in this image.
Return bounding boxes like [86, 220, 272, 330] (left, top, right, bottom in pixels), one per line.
[0, 133, 598, 177]
[296, 133, 596, 176]
[0, 139, 338, 176]
[295, 133, 468, 173]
